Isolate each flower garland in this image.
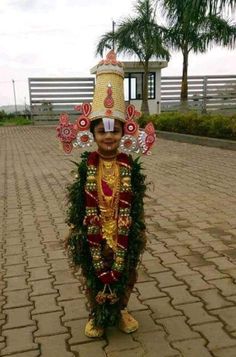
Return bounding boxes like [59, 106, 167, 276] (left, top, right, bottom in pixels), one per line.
[84, 151, 132, 287]
[66, 151, 147, 327]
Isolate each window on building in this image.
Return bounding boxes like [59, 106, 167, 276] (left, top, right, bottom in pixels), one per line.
[124, 72, 155, 100]
[148, 73, 155, 99]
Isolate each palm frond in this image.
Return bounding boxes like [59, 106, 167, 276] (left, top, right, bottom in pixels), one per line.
[96, 0, 169, 62]
[206, 14, 236, 48]
[96, 32, 115, 57]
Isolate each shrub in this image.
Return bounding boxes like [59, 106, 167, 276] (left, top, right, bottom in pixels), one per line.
[0, 110, 7, 121]
[138, 112, 236, 140]
[0, 115, 31, 126]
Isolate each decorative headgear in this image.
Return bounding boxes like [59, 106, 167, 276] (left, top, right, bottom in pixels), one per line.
[57, 50, 156, 155]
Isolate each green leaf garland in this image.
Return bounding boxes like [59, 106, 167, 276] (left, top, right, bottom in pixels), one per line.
[66, 152, 146, 327]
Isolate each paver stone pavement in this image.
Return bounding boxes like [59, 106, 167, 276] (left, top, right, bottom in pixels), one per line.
[0, 126, 236, 356]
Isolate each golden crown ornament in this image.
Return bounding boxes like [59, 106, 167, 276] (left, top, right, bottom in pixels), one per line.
[56, 50, 157, 155]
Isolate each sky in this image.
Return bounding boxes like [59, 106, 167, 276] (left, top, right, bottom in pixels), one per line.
[0, 0, 236, 107]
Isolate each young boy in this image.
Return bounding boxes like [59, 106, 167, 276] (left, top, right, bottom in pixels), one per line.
[57, 51, 154, 337]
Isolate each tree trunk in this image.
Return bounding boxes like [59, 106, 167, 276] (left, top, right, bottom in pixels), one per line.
[141, 62, 149, 115]
[181, 49, 189, 110]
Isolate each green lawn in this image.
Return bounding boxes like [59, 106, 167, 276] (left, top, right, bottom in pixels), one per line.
[0, 117, 32, 126]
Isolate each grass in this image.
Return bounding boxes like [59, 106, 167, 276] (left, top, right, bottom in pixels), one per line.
[0, 116, 32, 126]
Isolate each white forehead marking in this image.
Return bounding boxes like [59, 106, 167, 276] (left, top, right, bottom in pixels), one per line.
[102, 118, 115, 132]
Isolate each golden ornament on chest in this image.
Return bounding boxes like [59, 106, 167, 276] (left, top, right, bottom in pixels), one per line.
[122, 177, 131, 184]
[121, 176, 131, 188]
[97, 157, 120, 251]
[93, 255, 101, 261]
[102, 160, 118, 188]
[115, 256, 124, 264]
[102, 219, 117, 251]
[87, 175, 96, 183]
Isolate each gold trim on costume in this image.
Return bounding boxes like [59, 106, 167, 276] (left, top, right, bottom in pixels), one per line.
[97, 157, 120, 251]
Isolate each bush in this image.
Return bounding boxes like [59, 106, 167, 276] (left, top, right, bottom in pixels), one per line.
[0, 115, 32, 126]
[138, 112, 236, 140]
[0, 110, 8, 121]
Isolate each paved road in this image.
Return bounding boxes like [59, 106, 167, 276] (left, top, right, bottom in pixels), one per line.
[1, 126, 236, 357]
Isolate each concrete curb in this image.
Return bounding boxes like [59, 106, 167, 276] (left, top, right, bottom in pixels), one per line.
[156, 130, 236, 151]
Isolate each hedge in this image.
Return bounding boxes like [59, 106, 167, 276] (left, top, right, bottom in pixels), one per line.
[0, 111, 31, 126]
[138, 112, 236, 141]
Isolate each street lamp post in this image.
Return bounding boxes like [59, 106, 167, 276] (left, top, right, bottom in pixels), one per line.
[12, 79, 17, 113]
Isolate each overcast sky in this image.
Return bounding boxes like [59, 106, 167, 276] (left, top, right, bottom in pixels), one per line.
[0, 0, 236, 106]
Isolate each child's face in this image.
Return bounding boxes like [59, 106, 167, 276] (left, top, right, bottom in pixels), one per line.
[94, 119, 123, 156]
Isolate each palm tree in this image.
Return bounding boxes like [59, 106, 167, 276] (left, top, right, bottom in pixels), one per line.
[160, 0, 236, 105]
[162, 0, 236, 16]
[96, 0, 170, 114]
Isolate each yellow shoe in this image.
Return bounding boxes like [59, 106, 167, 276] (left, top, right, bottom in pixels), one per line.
[119, 309, 139, 333]
[85, 319, 104, 338]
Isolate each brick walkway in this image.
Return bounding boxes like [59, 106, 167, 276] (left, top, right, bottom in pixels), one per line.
[1, 126, 236, 357]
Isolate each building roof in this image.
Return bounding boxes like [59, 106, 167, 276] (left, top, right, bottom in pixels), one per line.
[122, 60, 168, 71]
[90, 60, 168, 74]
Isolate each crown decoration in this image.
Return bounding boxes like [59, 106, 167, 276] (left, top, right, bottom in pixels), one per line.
[104, 83, 114, 108]
[56, 50, 156, 155]
[57, 103, 94, 154]
[56, 103, 156, 156]
[56, 113, 77, 154]
[98, 50, 123, 68]
[90, 50, 125, 122]
[138, 122, 156, 155]
[119, 105, 156, 155]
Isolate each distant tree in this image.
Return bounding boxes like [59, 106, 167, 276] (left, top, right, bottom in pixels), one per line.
[96, 0, 170, 114]
[0, 110, 6, 119]
[160, 0, 236, 105]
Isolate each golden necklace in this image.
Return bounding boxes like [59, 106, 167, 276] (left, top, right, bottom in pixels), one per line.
[97, 157, 120, 251]
[102, 160, 117, 188]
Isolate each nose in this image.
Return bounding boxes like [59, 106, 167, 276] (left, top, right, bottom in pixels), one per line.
[104, 131, 113, 137]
